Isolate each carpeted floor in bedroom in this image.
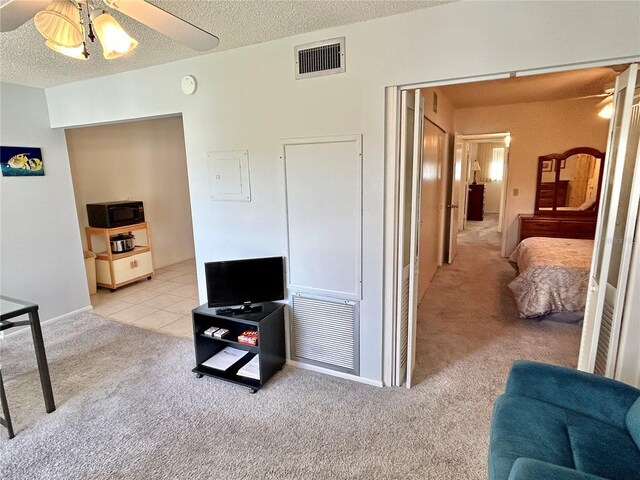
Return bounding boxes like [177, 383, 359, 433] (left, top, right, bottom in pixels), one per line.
[0, 214, 582, 479]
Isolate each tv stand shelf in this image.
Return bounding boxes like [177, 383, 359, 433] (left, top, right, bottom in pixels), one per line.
[191, 302, 285, 393]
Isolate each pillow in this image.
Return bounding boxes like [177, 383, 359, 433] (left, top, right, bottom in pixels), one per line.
[578, 199, 596, 211]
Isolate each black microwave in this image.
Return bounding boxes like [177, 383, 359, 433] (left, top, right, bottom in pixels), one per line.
[86, 201, 145, 228]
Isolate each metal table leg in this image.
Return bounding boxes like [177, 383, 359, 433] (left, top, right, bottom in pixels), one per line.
[29, 309, 55, 413]
[0, 370, 14, 439]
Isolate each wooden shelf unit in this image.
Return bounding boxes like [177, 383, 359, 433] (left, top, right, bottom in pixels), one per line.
[191, 302, 285, 393]
[85, 222, 154, 291]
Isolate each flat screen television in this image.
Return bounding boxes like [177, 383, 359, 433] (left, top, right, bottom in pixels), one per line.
[205, 256, 284, 309]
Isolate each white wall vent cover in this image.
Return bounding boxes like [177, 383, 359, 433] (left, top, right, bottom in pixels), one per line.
[295, 37, 345, 79]
[290, 294, 359, 375]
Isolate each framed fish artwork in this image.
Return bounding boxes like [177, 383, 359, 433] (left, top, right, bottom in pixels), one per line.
[1, 146, 44, 177]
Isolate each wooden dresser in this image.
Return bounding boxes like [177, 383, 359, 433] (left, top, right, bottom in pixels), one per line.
[467, 184, 485, 221]
[518, 214, 597, 243]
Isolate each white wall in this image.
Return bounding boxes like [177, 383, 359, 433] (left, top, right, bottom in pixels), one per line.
[0, 83, 89, 321]
[65, 116, 195, 268]
[454, 97, 610, 254]
[42, 1, 640, 382]
[484, 181, 502, 213]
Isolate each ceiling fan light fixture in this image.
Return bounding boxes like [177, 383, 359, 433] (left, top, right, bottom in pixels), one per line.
[44, 39, 87, 60]
[91, 10, 138, 59]
[34, 0, 83, 48]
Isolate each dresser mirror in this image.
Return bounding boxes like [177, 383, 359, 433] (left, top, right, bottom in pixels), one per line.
[534, 147, 605, 216]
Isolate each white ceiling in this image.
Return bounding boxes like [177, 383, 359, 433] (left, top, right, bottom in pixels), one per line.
[0, 0, 450, 89]
[438, 66, 627, 109]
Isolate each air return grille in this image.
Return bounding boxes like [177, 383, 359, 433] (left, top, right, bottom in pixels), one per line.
[295, 37, 345, 79]
[290, 294, 359, 374]
[594, 298, 614, 376]
[400, 276, 409, 368]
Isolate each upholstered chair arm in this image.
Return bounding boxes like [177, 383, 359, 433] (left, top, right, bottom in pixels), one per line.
[508, 458, 608, 480]
[505, 360, 640, 429]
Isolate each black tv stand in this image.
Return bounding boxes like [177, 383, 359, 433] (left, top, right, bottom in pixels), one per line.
[192, 302, 285, 393]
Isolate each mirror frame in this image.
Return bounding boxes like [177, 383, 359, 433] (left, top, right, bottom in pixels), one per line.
[534, 147, 606, 216]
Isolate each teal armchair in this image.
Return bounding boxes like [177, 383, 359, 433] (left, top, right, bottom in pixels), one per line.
[489, 361, 640, 480]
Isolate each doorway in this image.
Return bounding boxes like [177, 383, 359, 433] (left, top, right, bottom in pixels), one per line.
[386, 63, 627, 388]
[451, 133, 510, 260]
[66, 115, 199, 337]
[448, 132, 511, 263]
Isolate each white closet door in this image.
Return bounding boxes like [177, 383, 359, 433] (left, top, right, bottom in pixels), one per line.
[394, 89, 423, 388]
[580, 64, 640, 377]
[406, 90, 424, 389]
[282, 135, 362, 300]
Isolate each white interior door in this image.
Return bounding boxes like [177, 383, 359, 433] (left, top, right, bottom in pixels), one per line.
[448, 134, 464, 263]
[394, 89, 423, 388]
[580, 64, 640, 377]
[460, 141, 470, 230]
[406, 90, 424, 389]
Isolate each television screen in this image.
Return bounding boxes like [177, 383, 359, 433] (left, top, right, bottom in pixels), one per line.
[205, 256, 284, 308]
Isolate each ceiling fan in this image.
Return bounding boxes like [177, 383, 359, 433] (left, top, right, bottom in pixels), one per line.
[571, 84, 616, 119]
[0, 0, 219, 60]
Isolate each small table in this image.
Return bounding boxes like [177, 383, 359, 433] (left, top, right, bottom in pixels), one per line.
[0, 296, 56, 438]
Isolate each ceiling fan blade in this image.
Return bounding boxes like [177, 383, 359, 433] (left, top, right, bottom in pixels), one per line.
[573, 93, 612, 100]
[0, 0, 51, 32]
[105, 0, 219, 51]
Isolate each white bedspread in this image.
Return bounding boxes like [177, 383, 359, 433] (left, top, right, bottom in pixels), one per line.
[508, 237, 594, 318]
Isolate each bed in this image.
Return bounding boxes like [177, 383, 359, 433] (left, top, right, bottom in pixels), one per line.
[508, 237, 594, 319]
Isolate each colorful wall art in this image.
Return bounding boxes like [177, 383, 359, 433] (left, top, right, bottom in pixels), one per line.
[1, 146, 44, 176]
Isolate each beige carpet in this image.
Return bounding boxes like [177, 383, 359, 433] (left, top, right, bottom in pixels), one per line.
[0, 221, 582, 479]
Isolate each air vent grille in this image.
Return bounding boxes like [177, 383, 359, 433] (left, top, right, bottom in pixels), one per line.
[291, 294, 358, 374]
[295, 37, 345, 79]
[594, 298, 614, 376]
[400, 276, 409, 367]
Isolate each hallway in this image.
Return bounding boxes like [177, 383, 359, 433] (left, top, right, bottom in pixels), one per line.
[415, 217, 581, 387]
[406, 217, 582, 472]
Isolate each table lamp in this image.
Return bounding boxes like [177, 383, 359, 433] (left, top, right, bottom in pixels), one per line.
[471, 161, 481, 184]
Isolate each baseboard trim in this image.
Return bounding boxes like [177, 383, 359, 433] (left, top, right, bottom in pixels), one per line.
[1, 305, 93, 337]
[287, 359, 383, 388]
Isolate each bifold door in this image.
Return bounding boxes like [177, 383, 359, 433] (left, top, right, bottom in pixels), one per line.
[580, 64, 640, 379]
[394, 89, 424, 388]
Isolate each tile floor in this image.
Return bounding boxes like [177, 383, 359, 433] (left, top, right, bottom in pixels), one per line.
[90, 258, 199, 339]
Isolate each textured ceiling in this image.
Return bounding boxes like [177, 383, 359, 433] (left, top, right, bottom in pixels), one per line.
[0, 0, 449, 88]
[438, 66, 627, 109]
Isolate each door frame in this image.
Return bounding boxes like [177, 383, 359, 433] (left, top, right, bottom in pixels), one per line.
[382, 58, 640, 388]
[383, 75, 510, 387]
[453, 133, 511, 257]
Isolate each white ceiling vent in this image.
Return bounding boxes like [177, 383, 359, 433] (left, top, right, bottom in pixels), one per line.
[295, 37, 345, 80]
